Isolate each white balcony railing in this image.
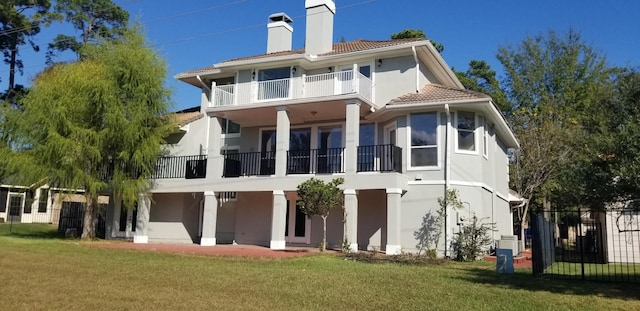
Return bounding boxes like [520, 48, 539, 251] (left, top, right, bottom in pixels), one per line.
[211, 70, 372, 107]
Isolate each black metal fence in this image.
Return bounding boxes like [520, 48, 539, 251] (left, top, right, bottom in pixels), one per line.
[531, 209, 640, 283]
[223, 151, 276, 177]
[155, 155, 207, 179]
[287, 148, 345, 174]
[357, 144, 402, 173]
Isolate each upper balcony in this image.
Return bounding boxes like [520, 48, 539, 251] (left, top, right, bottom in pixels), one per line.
[211, 70, 372, 108]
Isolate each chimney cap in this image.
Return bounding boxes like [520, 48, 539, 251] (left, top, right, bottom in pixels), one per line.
[269, 12, 293, 24]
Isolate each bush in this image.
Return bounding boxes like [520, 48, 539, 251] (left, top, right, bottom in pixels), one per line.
[451, 215, 495, 261]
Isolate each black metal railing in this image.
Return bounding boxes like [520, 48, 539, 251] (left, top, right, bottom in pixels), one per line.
[287, 148, 345, 174]
[223, 151, 276, 177]
[357, 144, 402, 173]
[154, 155, 207, 179]
[531, 208, 640, 283]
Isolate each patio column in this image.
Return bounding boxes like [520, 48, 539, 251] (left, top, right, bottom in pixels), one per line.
[344, 100, 360, 174]
[207, 115, 223, 179]
[133, 193, 150, 244]
[386, 188, 402, 255]
[270, 190, 287, 250]
[201, 191, 218, 246]
[275, 107, 290, 177]
[344, 189, 358, 252]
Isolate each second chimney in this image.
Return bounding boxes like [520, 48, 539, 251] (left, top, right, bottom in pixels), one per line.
[267, 13, 293, 54]
[305, 0, 335, 55]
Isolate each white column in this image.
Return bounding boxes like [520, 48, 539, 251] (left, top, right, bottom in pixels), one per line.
[344, 189, 358, 252]
[344, 101, 360, 174]
[207, 116, 223, 179]
[386, 188, 403, 255]
[201, 191, 218, 246]
[275, 107, 290, 177]
[270, 190, 287, 250]
[133, 193, 150, 244]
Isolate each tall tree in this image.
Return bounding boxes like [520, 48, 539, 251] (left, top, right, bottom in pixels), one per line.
[455, 60, 509, 111]
[498, 29, 611, 250]
[47, 0, 128, 61]
[391, 28, 444, 53]
[18, 25, 173, 239]
[296, 177, 344, 251]
[0, 0, 50, 100]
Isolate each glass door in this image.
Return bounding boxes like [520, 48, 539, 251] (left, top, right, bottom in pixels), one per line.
[285, 199, 311, 244]
[288, 128, 311, 174]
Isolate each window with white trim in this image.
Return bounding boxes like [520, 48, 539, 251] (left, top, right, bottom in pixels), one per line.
[410, 112, 438, 167]
[221, 118, 240, 136]
[456, 111, 476, 152]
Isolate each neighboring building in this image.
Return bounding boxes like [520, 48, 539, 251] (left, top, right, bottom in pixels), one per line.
[0, 184, 108, 228]
[114, 1, 519, 255]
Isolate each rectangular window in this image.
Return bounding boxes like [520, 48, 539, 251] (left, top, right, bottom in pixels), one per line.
[410, 112, 438, 167]
[23, 191, 33, 214]
[0, 188, 8, 213]
[457, 111, 476, 152]
[38, 188, 49, 213]
[221, 118, 240, 136]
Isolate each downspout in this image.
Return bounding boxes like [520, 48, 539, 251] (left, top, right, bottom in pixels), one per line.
[197, 75, 212, 154]
[411, 46, 419, 93]
[444, 103, 451, 257]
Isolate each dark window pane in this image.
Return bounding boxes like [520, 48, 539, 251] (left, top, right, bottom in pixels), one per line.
[458, 130, 475, 151]
[457, 111, 475, 130]
[0, 188, 8, 213]
[295, 205, 306, 237]
[411, 113, 437, 146]
[359, 123, 375, 146]
[359, 65, 371, 78]
[411, 148, 437, 167]
[258, 67, 290, 81]
[38, 188, 49, 213]
[227, 120, 240, 134]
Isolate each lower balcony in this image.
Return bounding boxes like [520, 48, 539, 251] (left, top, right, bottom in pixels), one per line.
[221, 145, 402, 178]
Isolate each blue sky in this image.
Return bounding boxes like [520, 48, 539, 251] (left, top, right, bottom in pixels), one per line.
[4, 0, 640, 111]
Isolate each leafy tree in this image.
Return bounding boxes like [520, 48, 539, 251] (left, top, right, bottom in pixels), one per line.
[498, 29, 611, 250]
[47, 0, 128, 62]
[0, 0, 51, 99]
[391, 28, 444, 53]
[455, 60, 510, 111]
[296, 177, 344, 251]
[17, 25, 173, 239]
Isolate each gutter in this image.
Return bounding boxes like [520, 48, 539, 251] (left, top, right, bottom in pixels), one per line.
[196, 75, 211, 93]
[412, 46, 420, 93]
[444, 103, 451, 258]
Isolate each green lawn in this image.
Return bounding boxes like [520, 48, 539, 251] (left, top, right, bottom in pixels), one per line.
[1, 224, 639, 311]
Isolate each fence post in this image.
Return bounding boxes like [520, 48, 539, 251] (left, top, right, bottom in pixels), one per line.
[578, 208, 586, 281]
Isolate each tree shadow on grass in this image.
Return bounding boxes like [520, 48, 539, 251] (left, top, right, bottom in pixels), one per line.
[453, 266, 640, 301]
[0, 223, 64, 240]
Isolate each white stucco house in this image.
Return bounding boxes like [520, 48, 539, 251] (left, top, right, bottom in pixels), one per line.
[106, 0, 519, 256]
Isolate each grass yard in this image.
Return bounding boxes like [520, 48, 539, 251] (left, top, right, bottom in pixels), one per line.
[1, 224, 639, 311]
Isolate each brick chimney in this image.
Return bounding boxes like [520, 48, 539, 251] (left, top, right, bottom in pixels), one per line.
[305, 0, 335, 55]
[266, 13, 293, 54]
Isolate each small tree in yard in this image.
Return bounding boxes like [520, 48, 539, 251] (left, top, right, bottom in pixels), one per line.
[451, 215, 495, 262]
[296, 177, 344, 252]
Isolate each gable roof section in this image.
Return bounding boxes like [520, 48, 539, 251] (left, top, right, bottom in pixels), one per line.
[170, 106, 203, 127]
[179, 38, 425, 76]
[388, 84, 490, 105]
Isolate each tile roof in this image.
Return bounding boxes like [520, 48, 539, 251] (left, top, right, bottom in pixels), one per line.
[388, 84, 490, 105]
[180, 38, 426, 75]
[172, 111, 203, 126]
